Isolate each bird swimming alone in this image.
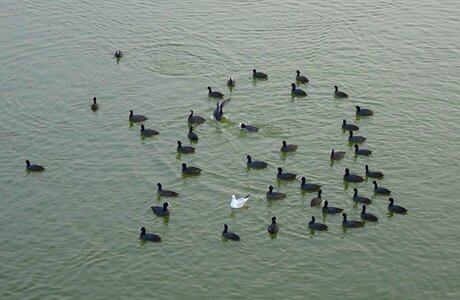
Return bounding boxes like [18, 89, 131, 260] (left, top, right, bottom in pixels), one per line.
[207, 86, 224, 98]
[177, 141, 195, 154]
[276, 167, 297, 180]
[354, 144, 372, 156]
[330, 149, 346, 160]
[157, 183, 178, 197]
[356, 105, 373, 116]
[187, 127, 198, 141]
[240, 123, 259, 132]
[342, 213, 364, 228]
[361, 205, 378, 222]
[343, 168, 364, 182]
[252, 69, 268, 79]
[266, 185, 286, 200]
[246, 155, 268, 169]
[373, 180, 391, 194]
[291, 83, 307, 97]
[388, 198, 408, 214]
[267, 216, 279, 234]
[365, 165, 384, 178]
[151, 202, 170, 217]
[25, 160, 45, 172]
[181, 163, 201, 175]
[91, 97, 98, 111]
[352, 188, 371, 204]
[139, 226, 161, 242]
[334, 85, 348, 98]
[300, 177, 321, 192]
[308, 216, 328, 231]
[281, 140, 298, 152]
[140, 124, 159, 136]
[188, 110, 206, 124]
[342, 120, 358, 131]
[230, 194, 250, 209]
[310, 189, 324, 207]
[295, 70, 309, 83]
[114, 50, 122, 58]
[129, 110, 147, 122]
[222, 224, 240, 241]
[213, 98, 231, 121]
[227, 77, 235, 87]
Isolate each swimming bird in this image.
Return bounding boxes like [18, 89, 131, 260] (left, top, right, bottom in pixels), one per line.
[291, 83, 307, 97]
[188, 110, 206, 124]
[240, 123, 259, 132]
[181, 163, 201, 175]
[361, 205, 378, 222]
[365, 165, 384, 178]
[277, 167, 297, 180]
[300, 177, 321, 192]
[91, 97, 98, 111]
[213, 98, 231, 121]
[308, 216, 328, 231]
[252, 69, 268, 79]
[114, 50, 123, 58]
[295, 70, 309, 83]
[227, 77, 235, 87]
[342, 213, 364, 228]
[266, 185, 286, 200]
[151, 202, 170, 217]
[157, 183, 178, 197]
[334, 85, 348, 98]
[139, 226, 161, 242]
[348, 131, 366, 143]
[246, 155, 268, 169]
[342, 120, 358, 131]
[207, 86, 224, 98]
[388, 198, 408, 214]
[373, 180, 391, 194]
[352, 188, 371, 204]
[330, 149, 346, 160]
[281, 140, 297, 152]
[25, 160, 45, 172]
[140, 124, 159, 136]
[343, 168, 364, 182]
[177, 141, 195, 154]
[322, 200, 344, 214]
[356, 106, 373, 116]
[187, 127, 198, 141]
[267, 216, 279, 234]
[310, 189, 324, 207]
[354, 144, 372, 156]
[222, 224, 240, 241]
[230, 194, 250, 209]
[129, 110, 147, 122]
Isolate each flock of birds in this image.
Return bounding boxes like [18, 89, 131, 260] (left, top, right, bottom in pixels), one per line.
[25, 50, 408, 243]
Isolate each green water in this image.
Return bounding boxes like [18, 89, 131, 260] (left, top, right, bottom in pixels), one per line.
[1, 0, 459, 299]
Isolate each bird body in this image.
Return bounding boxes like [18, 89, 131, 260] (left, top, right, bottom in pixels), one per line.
[388, 198, 407, 214]
[252, 69, 267, 79]
[266, 185, 286, 200]
[277, 167, 296, 180]
[213, 98, 231, 121]
[295, 70, 309, 83]
[25, 160, 45, 172]
[230, 194, 250, 209]
[342, 213, 364, 228]
[281, 140, 297, 152]
[151, 202, 170, 217]
[222, 224, 240, 240]
[227, 77, 235, 87]
[240, 123, 259, 132]
[246, 155, 268, 169]
[267, 217, 279, 234]
[334, 85, 348, 98]
[356, 106, 373, 116]
[308, 216, 328, 231]
[330, 149, 346, 160]
[291, 83, 307, 96]
[91, 97, 98, 111]
[140, 124, 159, 136]
[157, 183, 178, 197]
[310, 189, 324, 207]
[352, 188, 371, 204]
[129, 110, 147, 122]
[139, 226, 161, 242]
[354, 144, 372, 156]
[343, 168, 364, 182]
[373, 181, 391, 194]
[114, 50, 123, 58]
[187, 127, 199, 141]
[181, 163, 201, 175]
[322, 200, 343, 214]
[177, 141, 195, 154]
[342, 120, 358, 131]
[300, 177, 321, 191]
[348, 131, 366, 143]
[208, 86, 224, 98]
[361, 205, 378, 222]
[365, 165, 384, 178]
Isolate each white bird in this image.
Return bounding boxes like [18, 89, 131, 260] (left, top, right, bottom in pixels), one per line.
[230, 194, 250, 209]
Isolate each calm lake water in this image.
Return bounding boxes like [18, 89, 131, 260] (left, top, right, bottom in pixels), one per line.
[1, 0, 459, 299]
